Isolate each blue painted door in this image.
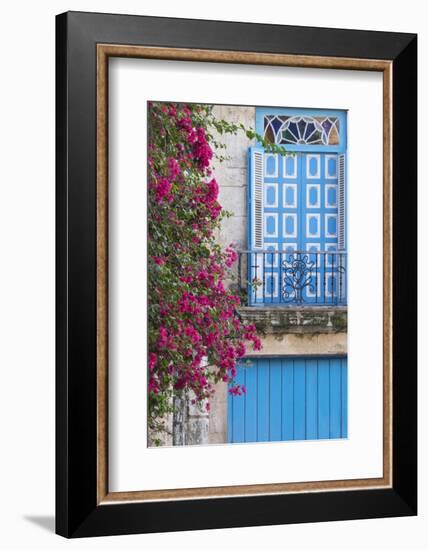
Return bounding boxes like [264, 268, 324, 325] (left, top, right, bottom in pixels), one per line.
[249, 149, 346, 304]
[300, 153, 341, 303]
[228, 357, 348, 443]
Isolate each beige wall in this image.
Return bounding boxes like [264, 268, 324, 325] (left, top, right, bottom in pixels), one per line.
[212, 105, 255, 250]
[247, 332, 347, 357]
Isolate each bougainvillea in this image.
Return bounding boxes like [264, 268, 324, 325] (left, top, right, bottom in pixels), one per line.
[147, 102, 267, 443]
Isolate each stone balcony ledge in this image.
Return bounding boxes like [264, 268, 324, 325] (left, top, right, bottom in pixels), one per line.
[238, 306, 347, 334]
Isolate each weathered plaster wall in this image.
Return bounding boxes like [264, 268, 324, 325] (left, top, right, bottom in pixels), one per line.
[207, 382, 229, 445]
[211, 105, 255, 250]
[248, 332, 347, 357]
[239, 306, 348, 334]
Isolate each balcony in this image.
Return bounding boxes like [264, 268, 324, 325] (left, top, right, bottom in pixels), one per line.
[237, 250, 347, 307]
[235, 250, 347, 334]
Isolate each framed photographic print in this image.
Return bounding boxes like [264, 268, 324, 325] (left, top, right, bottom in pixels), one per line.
[56, 11, 417, 538]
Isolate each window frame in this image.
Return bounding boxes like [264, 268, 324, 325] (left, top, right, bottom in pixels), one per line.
[256, 106, 347, 153]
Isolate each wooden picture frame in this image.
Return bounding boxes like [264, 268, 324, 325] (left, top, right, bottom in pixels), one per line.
[56, 11, 417, 537]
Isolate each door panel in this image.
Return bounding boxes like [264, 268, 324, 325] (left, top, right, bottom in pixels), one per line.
[228, 357, 348, 443]
[249, 149, 346, 305]
[300, 153, 339, 304]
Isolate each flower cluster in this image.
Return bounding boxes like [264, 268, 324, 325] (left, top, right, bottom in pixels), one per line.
[147, 102, 261, 437]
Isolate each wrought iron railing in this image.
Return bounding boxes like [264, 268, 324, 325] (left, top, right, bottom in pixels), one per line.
[237, 250, 347, 306]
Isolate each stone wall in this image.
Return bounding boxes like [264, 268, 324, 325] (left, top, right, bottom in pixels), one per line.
[211, 105, 256, 250]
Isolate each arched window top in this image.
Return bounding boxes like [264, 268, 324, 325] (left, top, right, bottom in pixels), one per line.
[256, 108, 346, 152]
[264, 114, 340, 146]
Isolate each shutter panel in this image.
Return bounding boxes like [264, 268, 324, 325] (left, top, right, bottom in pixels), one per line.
[251, 149, 264, 249]
[337, 154, 346, 250]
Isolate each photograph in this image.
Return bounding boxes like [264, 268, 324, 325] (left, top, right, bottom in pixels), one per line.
[147, 102, 348, 447]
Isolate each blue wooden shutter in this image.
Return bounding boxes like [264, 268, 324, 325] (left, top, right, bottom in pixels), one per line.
[249, 148, 264, 249]
[337, 153, 346, 250]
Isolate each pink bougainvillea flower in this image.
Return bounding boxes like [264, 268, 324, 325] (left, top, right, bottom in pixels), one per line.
[155, 177, 172, 203]
[167, 157, 181, 179]
[148, 352, 157, 371]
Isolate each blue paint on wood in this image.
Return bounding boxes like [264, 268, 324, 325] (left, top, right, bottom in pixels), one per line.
[293, 360, 306, 440]
[257, 360, 270, 441]
[341, 358, 348, 438]
[327, 215, 337, 236]
[266, 215, 276, 235]
[285, 186, 295, 206]
[327, 186, 337, 206]
[269, 360, 282, 441]
[306, 359, 318, 440]
[244, 364, 257, 442]
[309, 157, 318, 176]
[328, 157, 336, 176]
[309, 186, 318, 205]
[266, 155, 276, 174]
[318, 360, 330, 439]
[285, 215, 295, 235]
[286, 156, 295, 176]
[309, 215, 318, 236]
[228, 357, 347, 443]
[329, 359, 342, 438]
[282, 359, 294, 440]
[266, 186, 276, 205]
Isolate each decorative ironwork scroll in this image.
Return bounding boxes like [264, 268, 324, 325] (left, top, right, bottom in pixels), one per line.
[282, 253, 316, 304]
